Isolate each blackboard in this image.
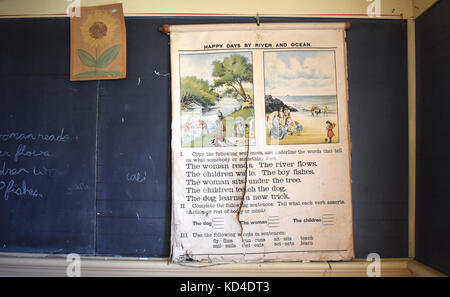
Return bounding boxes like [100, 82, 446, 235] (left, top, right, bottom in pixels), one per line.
[416, 0, 450, 275]
[0, 17, 408, 258]
[0, 19, 97, 254]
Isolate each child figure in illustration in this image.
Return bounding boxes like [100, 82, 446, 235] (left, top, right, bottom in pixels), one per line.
[182, 117, 192, 137]
[217, 110, 224, 121]
[284, 107, 292, 126]
[198, 119, 209, 135]
[278, 108, 285, 126]
[213, 121, 226, 147]
[294, 121, 303, 133]
[285, 117, 294, 135]
[326, 120, 336, 143]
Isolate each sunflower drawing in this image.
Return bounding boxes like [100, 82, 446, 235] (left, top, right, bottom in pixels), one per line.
[74, 9, 122, 78]
[81, 10, 118, 48]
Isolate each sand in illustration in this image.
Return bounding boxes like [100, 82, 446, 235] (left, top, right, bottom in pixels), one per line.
[264, 50, 339, 145]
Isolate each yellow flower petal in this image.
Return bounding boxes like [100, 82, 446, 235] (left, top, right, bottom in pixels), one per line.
[80, 10, 119, 49]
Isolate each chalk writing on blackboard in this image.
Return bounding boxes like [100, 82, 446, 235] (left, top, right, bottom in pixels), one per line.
[126, 171, 147, 183]
[66, 182, 90, 195]
[0, 128, 71, 200]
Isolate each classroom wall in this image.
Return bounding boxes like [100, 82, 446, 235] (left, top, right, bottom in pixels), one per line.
[0, 0, 413, 19]
[415, 0, 450, 275]
[413, 0, 439, 17]
[0, 0, 413, 260]
[0, 15, 410, 259]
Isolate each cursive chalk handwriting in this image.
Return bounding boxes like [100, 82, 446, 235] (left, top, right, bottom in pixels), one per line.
[126, 171, 147, 183]
[66, 182, 90, 195]
[0, 179, 43, 200]
[0, 128, 69, 143]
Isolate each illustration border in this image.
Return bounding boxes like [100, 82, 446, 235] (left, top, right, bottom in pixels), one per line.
[179, 51, 256, 149]
[262, 49, 340, 146]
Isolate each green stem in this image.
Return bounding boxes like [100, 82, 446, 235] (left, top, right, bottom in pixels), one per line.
[95, 48, 98, 77]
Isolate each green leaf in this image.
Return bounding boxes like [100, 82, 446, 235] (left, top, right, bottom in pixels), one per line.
[77, 49, 97, 67]
[73, 70, 122, 78]
[96, 44, 121, 68]
[180, 76, 219, 110]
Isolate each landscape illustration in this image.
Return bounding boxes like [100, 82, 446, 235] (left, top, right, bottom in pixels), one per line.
[180, 52, 255, 148]
[264, 50, 339, 145]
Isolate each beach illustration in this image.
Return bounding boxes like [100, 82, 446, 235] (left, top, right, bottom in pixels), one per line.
[264, 50, 339, 145]
[180, 52, 255, 148]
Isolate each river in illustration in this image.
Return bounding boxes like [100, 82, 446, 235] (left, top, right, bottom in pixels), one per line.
[181, 96, 246, 146]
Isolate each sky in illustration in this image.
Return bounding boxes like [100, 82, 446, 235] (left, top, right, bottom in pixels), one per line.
[264, 50, 337, 96]
[180, 52, 252, 85]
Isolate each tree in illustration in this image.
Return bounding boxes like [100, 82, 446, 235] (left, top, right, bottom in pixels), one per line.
[180, 76, 218, 110]
[212, 55, 253, 102]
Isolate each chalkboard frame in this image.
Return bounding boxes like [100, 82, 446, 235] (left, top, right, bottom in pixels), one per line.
[0, 16, 409, 259]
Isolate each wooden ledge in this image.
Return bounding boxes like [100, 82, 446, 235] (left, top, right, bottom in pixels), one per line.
[0, 253, 445, 277]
